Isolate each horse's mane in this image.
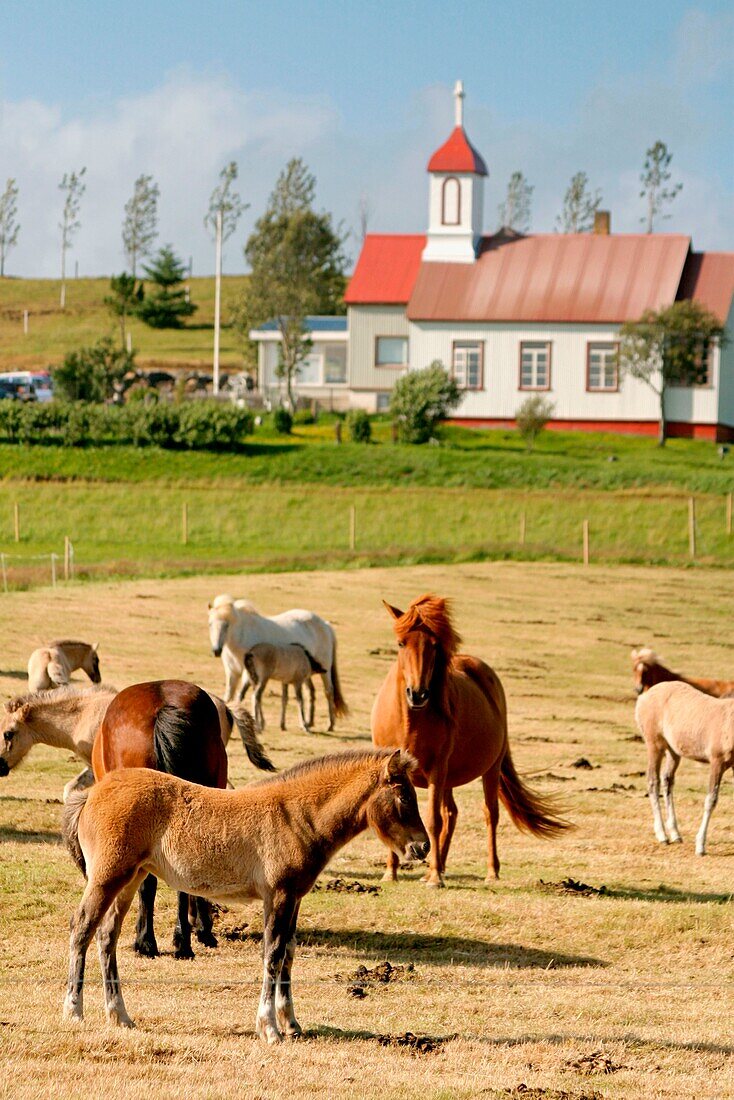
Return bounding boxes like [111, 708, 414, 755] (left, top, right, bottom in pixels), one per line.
[48, 639, 90, 649]
[393, 594, 462, 659]
[251, 748, 415, 787]
[5, 682, 116, 712]
[632, 647, 660, 667]
[210, 594, 258, 620]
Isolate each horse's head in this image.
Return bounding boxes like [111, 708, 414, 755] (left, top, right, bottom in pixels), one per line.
[384, 594, 460, 711]
[631, 647, 658, 695]
[85, 643, 102, 684]
[367, 749, 429, 862]
[0, 698, 34, 777]
[208, 596, 236, 657]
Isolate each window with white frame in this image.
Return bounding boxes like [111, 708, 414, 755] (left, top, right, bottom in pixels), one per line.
[587, 343, 618, 391]
[452, 341, 483, 390]
[520, 342, 551, 390]
[442, 177, 461, 225]
[375, 336, 408, 367]
[324, 345, 347, 384]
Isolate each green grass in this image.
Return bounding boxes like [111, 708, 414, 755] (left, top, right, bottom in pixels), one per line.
[0, 275, 249, 369]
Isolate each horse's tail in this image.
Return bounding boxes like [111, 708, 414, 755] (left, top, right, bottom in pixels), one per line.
[330, 636, 349, 718]
[62, 788, 90, 878]
[225, 703, 275, 772]
[499, 745, 571, 838]
[153, 701, 216, 785]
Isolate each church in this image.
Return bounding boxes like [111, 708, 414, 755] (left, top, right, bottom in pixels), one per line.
[252, 83, 734, 439]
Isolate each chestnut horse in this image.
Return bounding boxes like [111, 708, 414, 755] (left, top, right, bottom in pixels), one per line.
[92, 679, 254, 960]
[371, 594, 569, 887]
[631, 647, 734, 698]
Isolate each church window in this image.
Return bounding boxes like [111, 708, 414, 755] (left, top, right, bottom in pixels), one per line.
[441, 177, 461, 226]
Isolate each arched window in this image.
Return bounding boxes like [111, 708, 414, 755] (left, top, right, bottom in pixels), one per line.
[441, 177, 461, 226]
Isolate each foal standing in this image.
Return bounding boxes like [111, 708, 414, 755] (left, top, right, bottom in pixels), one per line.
[244, 642, 319, 732]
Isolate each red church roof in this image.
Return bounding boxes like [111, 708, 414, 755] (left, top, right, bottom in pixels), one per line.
[426, 126, 488, 176]
[677, 251, 734, 324]
[344, 234, 425, 305]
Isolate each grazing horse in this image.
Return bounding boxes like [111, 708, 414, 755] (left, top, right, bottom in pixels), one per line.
[636, 681, 734, 855]
[27, 640, 101, 692]
[371, 594, 569, 887]
[631, 647, 734, 698]
[245, 642, 319, 732]
[0, 681, 274, 958]
[208, 594, 347, 729]
[62, 749, 428, 1041]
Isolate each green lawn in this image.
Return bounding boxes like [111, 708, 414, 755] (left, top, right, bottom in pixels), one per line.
[0, 275, 249, 370]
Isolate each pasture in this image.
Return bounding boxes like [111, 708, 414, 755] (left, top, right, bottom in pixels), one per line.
[0, 560, 733, 1099]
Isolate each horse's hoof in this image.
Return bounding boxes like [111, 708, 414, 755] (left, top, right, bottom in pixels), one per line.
[381, 871, 398, 883]
[670, 836, 683, 844]
[423, 877, 445, 888]
[134, 939, 159, 959]
[107, 1009, 136, 1029]
[173, 946, 195, 960]
[195, 930, 218, 949]
[62, 999, 83, 1024]
[256, 1020, 283, 1045]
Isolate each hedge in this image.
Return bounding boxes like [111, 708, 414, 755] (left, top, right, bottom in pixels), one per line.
[0, 400, 255, 450]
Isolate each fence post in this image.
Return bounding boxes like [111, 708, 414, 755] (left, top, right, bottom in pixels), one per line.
[349, 504, 356, 551]
[64, 536, 71, 581]
[13, 502, 19, 542]
[0, 553, 6, 593]
[23, 309, 29, 335]
[182, 502, 188, 545]
[520, 511, 526, 546]
[69, 541, 75, 580]
[727, 492, 732, 536]
[582, 519, 590, 566]
[688, 497, 696, 559]
[50, 553, 57, 588]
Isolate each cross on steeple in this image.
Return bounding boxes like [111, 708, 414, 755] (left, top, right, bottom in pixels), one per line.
[454, 80, 465, 128]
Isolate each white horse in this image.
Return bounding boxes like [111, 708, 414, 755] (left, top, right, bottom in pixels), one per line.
[207, 594, 348, 730]
[28, 640, 101, 692]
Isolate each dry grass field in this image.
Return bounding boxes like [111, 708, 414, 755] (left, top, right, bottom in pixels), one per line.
[0, 560, 733, 1099]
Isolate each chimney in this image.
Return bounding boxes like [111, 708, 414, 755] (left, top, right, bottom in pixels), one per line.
[594, 210, 611, 235]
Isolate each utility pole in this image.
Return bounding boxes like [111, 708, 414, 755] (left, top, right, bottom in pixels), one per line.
[213, 208, 222, 396]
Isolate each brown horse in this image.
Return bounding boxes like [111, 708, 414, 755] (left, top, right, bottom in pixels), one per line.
[92, 679, 273, 960]
[62, 749, 428, 1041]
[631, 647, 734, 698]
[371, 594, 569, 887]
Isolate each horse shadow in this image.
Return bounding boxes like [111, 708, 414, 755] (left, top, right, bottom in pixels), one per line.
[0, 826, 61, 845]
[602, 884, 733, 905]
[0, 669, 28, 681]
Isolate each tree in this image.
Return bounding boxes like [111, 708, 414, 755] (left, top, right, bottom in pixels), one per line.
[555, 171, 601, 233]
[497, 171, 533, 234]
[618, 300, 726, 446]
[123, 174, 159, 276]
[52, 336, 133, 402]
[59, 168, 86, 308]
[515, 394, 555, 450]
[390, 361, 461, 444]
[0, 178, 20, 277]
[104, 273, 144, 347]
[236, 158, 347, 412]
[205, 161, 248, 245]
[640, 141, 682, 233]
[357, 193, 371, 244]
[136, 246, 196, 329]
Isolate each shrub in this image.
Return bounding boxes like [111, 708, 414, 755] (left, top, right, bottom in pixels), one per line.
[390, 361, 461, 444]
[52, 337, 134, 402]
[176, 402, 254, 450]
[273, 406, 293, 435]
[346, 408, 372, 443]
[515, 395, 555, 449]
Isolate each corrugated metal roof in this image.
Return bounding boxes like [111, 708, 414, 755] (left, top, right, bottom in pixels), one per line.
[344, 234, 426, 305]
[426, 126, 488, 176]
[677, 252, 734, 324]
[255, 315, 347, 332]
[406, 232, 692, 323]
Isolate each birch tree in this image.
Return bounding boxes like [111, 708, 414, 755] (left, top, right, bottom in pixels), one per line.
[0, 178, 20, 277]
[59, 168, 86, 308]
[640, 141, 682, 233]
[497, 171, 533, 233]
[555, 171, 601, 233]
[123, 174, 159, 276]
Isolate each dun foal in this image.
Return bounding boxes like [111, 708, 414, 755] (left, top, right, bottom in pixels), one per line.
[62, 749, 428, 1042]
[636, 681, 734, 854]
[244, 642, 319, 732]
[28, 640, 101, 692]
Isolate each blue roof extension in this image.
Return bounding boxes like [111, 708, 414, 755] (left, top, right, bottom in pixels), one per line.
[255, 315, 347, 333]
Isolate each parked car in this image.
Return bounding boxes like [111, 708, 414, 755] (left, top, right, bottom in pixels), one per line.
[0, 378, 35, 401]
[0, 371, 51, 402]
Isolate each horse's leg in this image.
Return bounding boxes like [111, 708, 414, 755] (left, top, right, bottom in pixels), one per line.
[646, 740, 668, 844]
[223, 659, 235, 703]
[133, 874, 159, 957]
[661, 749, 682, 843]
[306, 679, 316, 729]
[438, 788, 458, 872]
[321, 671, 336, 731]
[280, 684, 288, 731]
[423, 772, 447, 887]
[236, 666, 250, 703]
[63, 879, 121, 1023]
[193, 898, 217, 948]
[256, 892, 297, 1044]
[172, 892, 195, 959]
[253, 678, 266, 731]
[96, 871, 147, 1028]
[479, 761, 502, 881]
[275, 899, 302, 1038]
[294, 682, 309, 732]
[695, 757, 726, 856]
[382, 848, 399, 882]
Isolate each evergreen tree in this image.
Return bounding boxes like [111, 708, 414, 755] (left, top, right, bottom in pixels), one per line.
[53, 337, 133, 402]
[640, 141, 682, 233]
[104, 273, 144, 347]
[235, 158, 346, 411]
[123, 174, 159, 276]
[497, 171, 533, 233]
[555, 171, 601, 233]
[136, 246, 196, 329]
[0, 178, 20, 277]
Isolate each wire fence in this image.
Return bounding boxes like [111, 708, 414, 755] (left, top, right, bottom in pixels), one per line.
[0, 539, 74, 592]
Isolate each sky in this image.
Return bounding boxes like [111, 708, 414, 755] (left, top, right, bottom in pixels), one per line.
[1, 0, 732, 277]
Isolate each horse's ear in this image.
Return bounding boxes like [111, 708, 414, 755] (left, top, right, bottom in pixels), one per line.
[92, 642, 99, 653]
[383, 749, 405, 783]
[5, 698, 30, 720]
[207, 601, 212, 610]
[382, 600, 404, 621]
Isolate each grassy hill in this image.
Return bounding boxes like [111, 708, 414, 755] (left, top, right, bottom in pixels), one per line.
[0, 274, 249, 371]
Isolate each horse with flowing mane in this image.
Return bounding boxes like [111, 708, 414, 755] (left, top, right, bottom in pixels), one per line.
[371, 594, 570, 887]
[208, 594, 347, 729]
[27, 639, 101, 692]
[631, 647, 734, 698]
